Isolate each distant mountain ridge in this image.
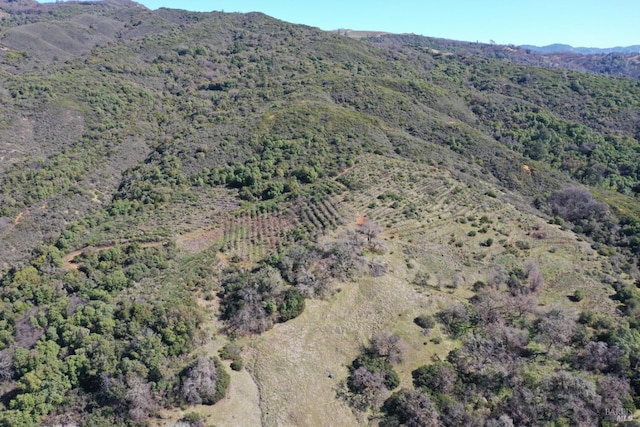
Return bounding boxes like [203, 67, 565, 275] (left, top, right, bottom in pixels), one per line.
[521, 43, 640, 54]
[355, 32, 640, 79]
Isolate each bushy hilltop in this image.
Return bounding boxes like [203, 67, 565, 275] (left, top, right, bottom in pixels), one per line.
[0, 1, 639, 426]
[366, 33, 640, 80]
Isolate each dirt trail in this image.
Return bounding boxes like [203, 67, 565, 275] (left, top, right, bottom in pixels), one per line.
[333, 164, 354, 180]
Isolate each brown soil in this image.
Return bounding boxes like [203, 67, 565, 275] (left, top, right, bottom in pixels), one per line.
[14, 211, 24, 225]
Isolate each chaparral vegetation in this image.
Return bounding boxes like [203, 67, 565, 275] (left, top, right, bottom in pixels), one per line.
[0, 1, 639, 426]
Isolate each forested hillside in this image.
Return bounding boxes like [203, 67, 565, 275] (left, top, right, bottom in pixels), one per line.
[0, 1, 639, 426]
[366, 33, 640, 80]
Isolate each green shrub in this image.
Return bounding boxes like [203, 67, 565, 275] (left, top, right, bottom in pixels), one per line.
[412, 271, 431, 287]
[479, 215, 492, 224]
[571, 289, 585, 302]
[414, 314, 435, 331]
[181, 412, 204, 426]
[214, 358, 231, 404]
[279, 288, 305, 321]
[472, 280, 486, 291]
[481, 238, 493, 247]
[351, 353, 400, 390]
[220, 342, 243, 371]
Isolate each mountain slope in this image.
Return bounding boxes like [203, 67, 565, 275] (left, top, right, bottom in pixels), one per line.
[0, 2, 639, 426]
[366, 33, 640, 79]
[521, 43, 640, 54]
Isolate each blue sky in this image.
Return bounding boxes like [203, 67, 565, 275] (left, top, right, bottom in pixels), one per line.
[39, 1, 639, 48]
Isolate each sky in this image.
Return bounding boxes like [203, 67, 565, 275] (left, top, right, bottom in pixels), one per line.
[39, 1, 640, 48]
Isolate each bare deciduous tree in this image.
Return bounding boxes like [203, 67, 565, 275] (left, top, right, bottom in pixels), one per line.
[125, 376, 156, 422]
[541, 370, 601, 425]
[412, 271, 431, 288]
[437, 302, 470, 338]
[278, 245, 317, 283]
[486, 415, 515, 427]
[180, 356, 219, 405]
[470, 288, 506, 325]
[349, 366, 388, 408]
[504, 290, 537, 320]
[384, 388, 440, 427]
[449, 274, 465, 289]
[359, 220, 382, 244]
[227, 286, 274, 335]
[548, 187, 609, 223]
[329, 240, 361, 280]
[524, 259, 544, 293]
[579, 341, 624, 373]
[500, 382, 542, 426]
[371, 332, 408, 364]
[0, 350, 14, 381]
[294, 268, 322, 297]
[534, 307, 577, 353]
[412, 362, 457, 395]
[255, 265, 285, 296]
[367, 258, 389, 277]
[487, 323, 529, 354]
[598, 375, 633, 423]
[488, 266, 508, 288]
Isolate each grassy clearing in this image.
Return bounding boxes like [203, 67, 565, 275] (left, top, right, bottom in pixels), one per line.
[218, 157, 624, 425]
[135, 156, 626, 425]
[246, 237, 435, 426]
